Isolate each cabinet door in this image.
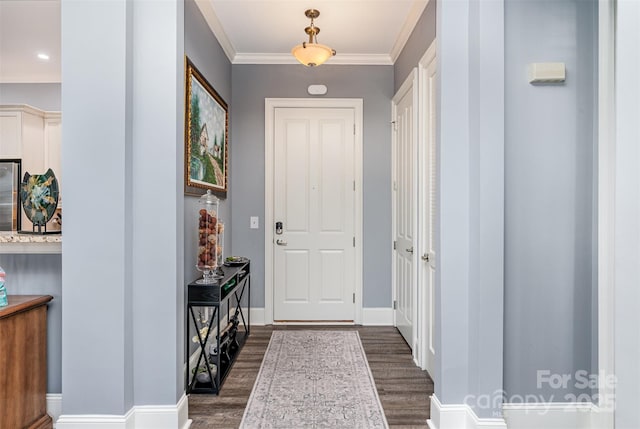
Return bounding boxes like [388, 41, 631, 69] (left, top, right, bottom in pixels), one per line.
[19, 111, 45, 231]
[21, 111, 45, 174]
[44, 115, 62, 191]
[0, 111, 22, 159]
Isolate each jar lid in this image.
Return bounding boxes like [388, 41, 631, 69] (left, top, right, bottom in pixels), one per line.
[198, 189, 219, 205]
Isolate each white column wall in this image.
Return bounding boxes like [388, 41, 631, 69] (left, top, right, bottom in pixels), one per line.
[61, 0, 134, 414]
[434, 0, 505, 420]
[131, 0, 185, 406]
[614, 0, 640, 427]
[60, 0, 185, 417]
[435, 0, 471, 403]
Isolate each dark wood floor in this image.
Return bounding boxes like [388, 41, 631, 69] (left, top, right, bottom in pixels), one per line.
[189, 325, 434, 428]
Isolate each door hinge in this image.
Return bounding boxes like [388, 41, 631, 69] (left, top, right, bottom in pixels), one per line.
[393, 300, 397, 310]
[353, 293, 356, 304]
[393, 240, 397, 250]
[353, 236, 356, 247]
[353, 124, 356, 135]
[353, 181, 356, 191]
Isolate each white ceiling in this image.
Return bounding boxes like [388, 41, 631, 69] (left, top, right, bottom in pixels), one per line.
[0, 0, 427, 83]
[0, 0, 61, 83]
[198, 0, 429, 65]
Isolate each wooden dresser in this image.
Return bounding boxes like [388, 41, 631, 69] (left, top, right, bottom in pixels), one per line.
[0, 295, 53, 429]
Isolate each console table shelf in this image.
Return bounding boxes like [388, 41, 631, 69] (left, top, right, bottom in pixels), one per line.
[186, 261, 250, 395]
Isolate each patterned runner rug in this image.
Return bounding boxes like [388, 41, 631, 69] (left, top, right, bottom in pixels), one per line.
[240, 330, 389, 429]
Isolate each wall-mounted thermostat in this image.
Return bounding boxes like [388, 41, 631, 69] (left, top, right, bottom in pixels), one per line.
[528, 63, 566, 84]
[308, 84, 328, 95]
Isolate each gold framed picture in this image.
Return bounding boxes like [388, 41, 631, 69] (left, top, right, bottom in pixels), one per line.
[184, 57, 228, 197]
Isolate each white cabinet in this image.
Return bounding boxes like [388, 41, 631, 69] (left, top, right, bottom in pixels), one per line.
[0, 106, 47, 174]
[0, 111, 23, 159]
[0, 105, 62, 232]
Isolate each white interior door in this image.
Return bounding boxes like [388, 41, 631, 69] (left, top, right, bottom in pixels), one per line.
[273, 107, 356, 321]
[418, 44, 437, 376]
[393, 71, 418, 348]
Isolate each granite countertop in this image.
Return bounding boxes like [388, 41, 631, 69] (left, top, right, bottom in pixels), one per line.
[0, 232, 62, 243]
[0, 232, 62, 254]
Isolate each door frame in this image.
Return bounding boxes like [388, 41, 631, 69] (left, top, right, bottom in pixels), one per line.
[391, 69, 419, 356]
[596, 0, 615, 425]
[264, 98, 364, 325]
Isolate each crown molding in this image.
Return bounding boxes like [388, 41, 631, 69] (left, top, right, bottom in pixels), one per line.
[194, 0, 236, 62]
[390, 0, 430, 63]
[232, 53, 393, 66]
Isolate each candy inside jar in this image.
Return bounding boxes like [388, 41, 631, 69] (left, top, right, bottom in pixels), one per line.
[196, 190, 222, 284]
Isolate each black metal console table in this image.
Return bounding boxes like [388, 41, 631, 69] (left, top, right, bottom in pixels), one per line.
[186, 261, 250, 394]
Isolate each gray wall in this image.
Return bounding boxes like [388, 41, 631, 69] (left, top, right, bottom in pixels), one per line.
[394, 0, 436, 93]
[184, 0, 232, 286]
[230, 64, 393, 308]
[503, 0, 597, 400]
[0, 83, 61, 111]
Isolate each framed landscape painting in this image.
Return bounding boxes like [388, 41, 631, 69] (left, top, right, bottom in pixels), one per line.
[185, 57, 228, 197]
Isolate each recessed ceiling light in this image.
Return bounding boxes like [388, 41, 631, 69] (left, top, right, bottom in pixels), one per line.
[37, 53, 50, 61]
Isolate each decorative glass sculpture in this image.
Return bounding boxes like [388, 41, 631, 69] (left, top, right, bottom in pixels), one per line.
[20, 168, 59, 234]
[196, 190, 221, 284]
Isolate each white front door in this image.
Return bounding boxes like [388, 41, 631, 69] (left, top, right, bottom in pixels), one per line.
[273, 107, 356, 321]
[393, 71, 418, 347]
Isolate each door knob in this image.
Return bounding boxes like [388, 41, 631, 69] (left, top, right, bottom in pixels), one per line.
[276, 239, 288, 246]
[422, 253, 430, 262]
[406, 247, 414, 254]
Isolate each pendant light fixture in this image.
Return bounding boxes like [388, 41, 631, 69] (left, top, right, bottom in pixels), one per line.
[291, 9, 336, 67]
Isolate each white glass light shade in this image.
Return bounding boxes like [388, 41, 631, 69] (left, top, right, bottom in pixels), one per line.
[291, 43, 335, 67]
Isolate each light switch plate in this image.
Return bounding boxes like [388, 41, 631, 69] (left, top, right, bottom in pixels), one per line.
[250, 216, 259, 229]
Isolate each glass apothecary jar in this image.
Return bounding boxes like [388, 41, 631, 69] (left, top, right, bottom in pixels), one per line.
[216, 222, 224, 267]
[196, 190, 222, 284]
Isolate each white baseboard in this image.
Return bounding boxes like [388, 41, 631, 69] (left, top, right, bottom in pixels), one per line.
[250, 307, 265, 325]
[135, 394, 191, 429]
[56, 393, 191, 429]
[502, 402, 595, 429]
[428, 395, 507, 429]
[47, 393, 63, 428]
[362, 307, 394, 325]
[245, 307, 395, 326]
[590, 404, 614, 429]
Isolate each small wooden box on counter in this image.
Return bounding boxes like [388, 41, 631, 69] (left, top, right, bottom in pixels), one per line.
[0, 295, 54, 429]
